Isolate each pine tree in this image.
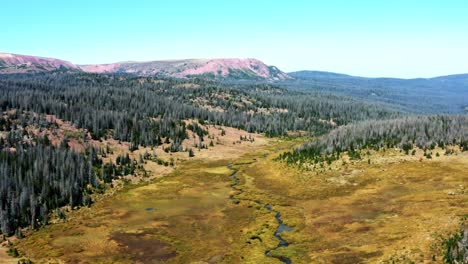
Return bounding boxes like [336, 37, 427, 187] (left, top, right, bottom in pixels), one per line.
[188, 148, 195, 157]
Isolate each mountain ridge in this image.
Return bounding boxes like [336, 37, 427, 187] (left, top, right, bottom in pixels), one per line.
[0, 52, 78, 73]
[289, 70, 468, 81]
[79, 58, 291, 80]
[285, 70, 468, 113]
[0, 52, 290, 80]
[2, 52, 467, 81]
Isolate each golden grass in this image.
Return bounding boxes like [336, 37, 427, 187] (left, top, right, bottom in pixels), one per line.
[9, 137, 468, 264]
[12, 134, 279, 263]
[246, 148, 468, 263]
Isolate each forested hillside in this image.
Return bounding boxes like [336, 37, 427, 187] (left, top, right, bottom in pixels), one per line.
[0, 72, 401, 236]
[0, 110, 144, 235]
[1, 71, 466, 260]
[0, 142, 98, 235]
[0, 72, 398, 141]
[283, 71, 468, 114]
[279, 115, 468, 166]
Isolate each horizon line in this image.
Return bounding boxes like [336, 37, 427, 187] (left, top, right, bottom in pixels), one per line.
[1, 51, 466, 80]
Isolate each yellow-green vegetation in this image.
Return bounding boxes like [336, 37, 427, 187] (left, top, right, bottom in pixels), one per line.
[248, 148, 468, 263]
[12, 140, 290, 263]
[9, 139, 468, 263]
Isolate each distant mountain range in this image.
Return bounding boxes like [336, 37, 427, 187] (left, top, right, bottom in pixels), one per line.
[285, 71, 468, 113]
[0, 53, 290, 80]
[1, 52, 467, 113]
[80, 58, 291, 80]
[0, 52, 79, 73]
[289, 70, 468, 83]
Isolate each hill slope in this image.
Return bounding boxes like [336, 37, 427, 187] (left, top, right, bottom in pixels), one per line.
[284, 71, 468, 113]
[79, 58, 291, 80]
[0, 52, 78, 73]
[0, 53, 290, 81]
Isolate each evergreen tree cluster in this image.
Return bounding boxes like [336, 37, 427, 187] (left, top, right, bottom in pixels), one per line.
[0, 142, 99, 235]
[187, 122, 208, 141]
[279, 115, 468, 165]
[0, 71, 407, 236]
[0, 72, 398, 139]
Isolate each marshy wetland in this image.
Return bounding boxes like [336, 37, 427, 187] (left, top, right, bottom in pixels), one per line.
[7, 139, 468, 263]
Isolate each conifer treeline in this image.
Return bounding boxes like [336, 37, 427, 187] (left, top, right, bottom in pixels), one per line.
[0, 142, 98, 235]
[0, 72, 398, 140]
[279, 115, 468, 165]
[0, 72, 401, 235]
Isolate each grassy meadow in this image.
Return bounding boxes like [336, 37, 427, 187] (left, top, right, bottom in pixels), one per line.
[7, 138, 468, 263]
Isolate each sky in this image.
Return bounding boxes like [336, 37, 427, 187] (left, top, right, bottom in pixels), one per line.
[2, 0, 468, 78]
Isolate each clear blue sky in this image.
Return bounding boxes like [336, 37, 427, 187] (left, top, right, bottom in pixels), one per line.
[2, 0, 467, 78]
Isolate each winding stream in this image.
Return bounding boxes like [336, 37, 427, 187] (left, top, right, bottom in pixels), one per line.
[264, 205, 293, 264]
[227, 164, 293, 263]
[228, 165, 240, 204]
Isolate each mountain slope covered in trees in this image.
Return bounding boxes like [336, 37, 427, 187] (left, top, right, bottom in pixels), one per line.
[0, 110, 145, 235]
[278, 115, 468, 166]
[283, 71, 468, 114]
[0, 67, 466, 264]
[0, 72, 398, 140]
[0, 71, 403, 236]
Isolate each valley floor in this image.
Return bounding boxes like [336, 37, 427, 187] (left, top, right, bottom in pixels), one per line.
[5, 139, 468, 263]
